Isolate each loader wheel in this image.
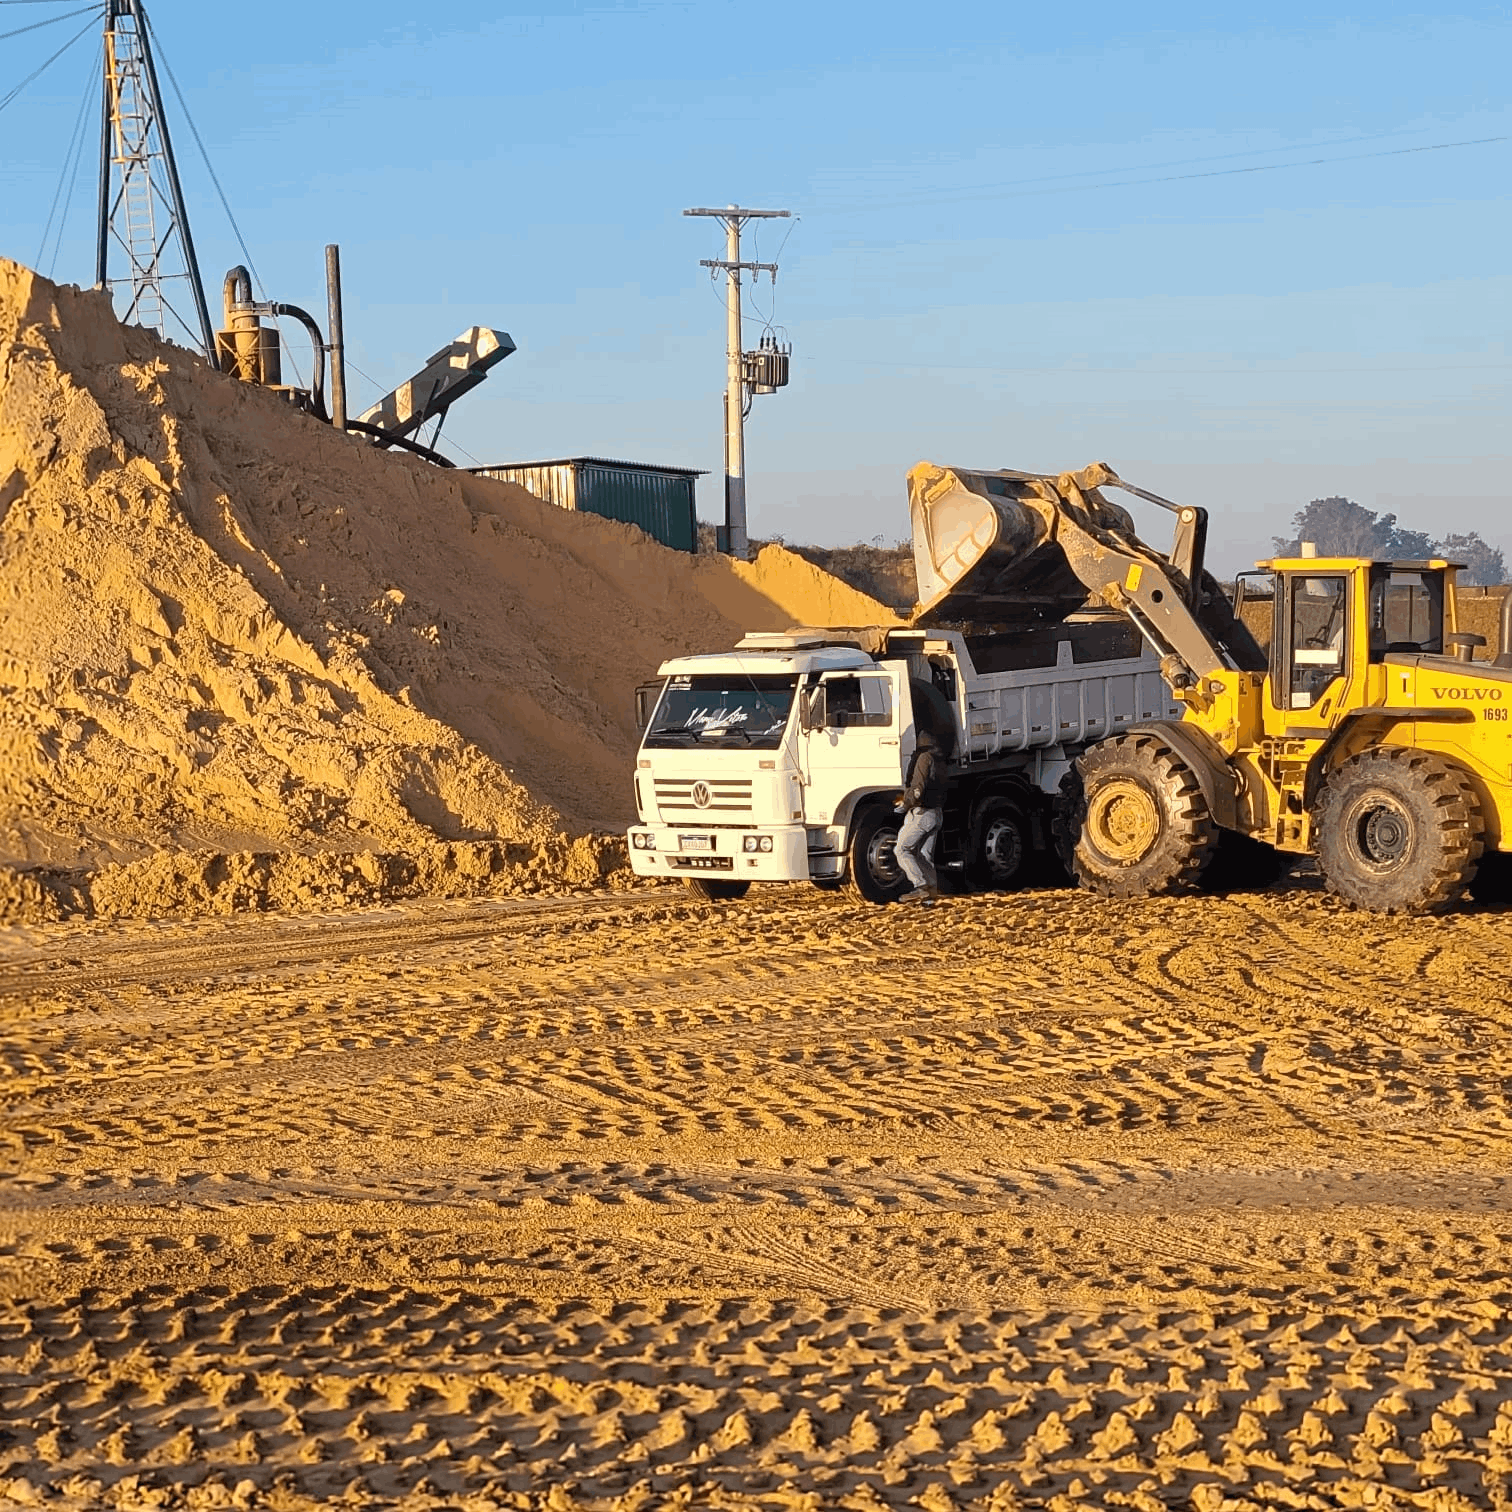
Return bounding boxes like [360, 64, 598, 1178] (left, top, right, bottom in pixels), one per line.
[1315, 748, 1483, 914]
[968, 796, 1030, 891]
[684, 878, 751, 902]
[848, 806, 909, 904]
[1058, 734, 1218, 898]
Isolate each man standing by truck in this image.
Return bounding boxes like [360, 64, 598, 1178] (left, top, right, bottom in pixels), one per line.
[895, 728, 946, 904]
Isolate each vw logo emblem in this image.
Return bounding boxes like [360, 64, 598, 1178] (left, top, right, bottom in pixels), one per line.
[691, 781, 712, 808]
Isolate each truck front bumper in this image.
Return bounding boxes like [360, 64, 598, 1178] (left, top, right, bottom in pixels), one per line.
[627, 825, 810, 882]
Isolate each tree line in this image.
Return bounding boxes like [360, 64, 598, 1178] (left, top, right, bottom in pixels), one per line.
[1274, 497, 1505, 584]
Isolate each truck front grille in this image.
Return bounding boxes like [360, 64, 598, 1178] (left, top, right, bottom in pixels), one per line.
[654, 778, 753, 814]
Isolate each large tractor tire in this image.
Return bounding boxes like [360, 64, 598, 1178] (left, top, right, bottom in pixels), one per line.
[1314, 747, 1483, 914]
[1057, 733, 1219, 898]
[848, 806, 910, 904]
[967, 795, 1031, 892]
[684, 877, 751, 902]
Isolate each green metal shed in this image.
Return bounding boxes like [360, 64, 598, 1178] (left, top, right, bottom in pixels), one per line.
[468, 457, 704, 553]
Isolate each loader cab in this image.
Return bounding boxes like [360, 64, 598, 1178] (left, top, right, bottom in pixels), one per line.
[1262, 557, 1454, 727]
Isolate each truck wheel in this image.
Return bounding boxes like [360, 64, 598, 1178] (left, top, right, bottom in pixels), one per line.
[848, 806, 910, 904]
[684, 878, 751, 901]
[1060, 734, 1218, 897]
[1315, 747, 1482, 913]
[968, 796, 1029, 891]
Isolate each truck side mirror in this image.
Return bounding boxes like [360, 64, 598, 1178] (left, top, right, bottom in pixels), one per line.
[634, 682, 662, 734]
[799, 685, 827, 732]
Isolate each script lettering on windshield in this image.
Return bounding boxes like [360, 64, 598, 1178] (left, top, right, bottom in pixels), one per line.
[643, 674, 798, 751]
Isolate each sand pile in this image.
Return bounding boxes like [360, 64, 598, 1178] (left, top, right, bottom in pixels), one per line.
[0, 259, 896, 895]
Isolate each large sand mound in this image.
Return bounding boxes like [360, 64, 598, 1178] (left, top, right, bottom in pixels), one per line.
[0, 260, 897, 875]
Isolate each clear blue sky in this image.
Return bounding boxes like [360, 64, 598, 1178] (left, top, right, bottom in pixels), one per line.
[4, 0, 1509, 571]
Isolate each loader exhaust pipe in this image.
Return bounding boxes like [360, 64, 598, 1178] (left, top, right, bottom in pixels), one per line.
[1495, 588, 1512, 669]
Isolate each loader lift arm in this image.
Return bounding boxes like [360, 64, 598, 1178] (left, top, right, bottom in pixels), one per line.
[908, 459, 1266, 693]
[1052, 464, 1262, 691]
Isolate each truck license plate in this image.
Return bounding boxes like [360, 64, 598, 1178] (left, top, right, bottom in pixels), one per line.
[679, 834, 713, 852]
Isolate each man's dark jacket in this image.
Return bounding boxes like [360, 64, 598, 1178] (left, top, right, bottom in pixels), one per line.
[901, 742, 946, 811]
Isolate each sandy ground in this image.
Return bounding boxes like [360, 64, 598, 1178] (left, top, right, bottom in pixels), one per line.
[3, 879, 1512, 1510]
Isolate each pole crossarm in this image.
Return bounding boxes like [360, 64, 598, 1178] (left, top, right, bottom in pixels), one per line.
[699, 259, 778, 274]
[684, 206, 790, 220]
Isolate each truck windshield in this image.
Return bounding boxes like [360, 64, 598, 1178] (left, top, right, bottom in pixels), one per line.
[643, 673, 797, 749]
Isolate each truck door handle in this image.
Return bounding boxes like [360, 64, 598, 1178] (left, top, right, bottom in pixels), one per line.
[880, 738, 899, 746]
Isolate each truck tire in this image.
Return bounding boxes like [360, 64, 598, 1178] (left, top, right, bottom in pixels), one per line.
[1059, 733, 1218, 897]
[848, 806, 910, 904]
[1315, 747, 1482, 914]
[968, 795, 1029, 891]
[684, 878, 751, 902]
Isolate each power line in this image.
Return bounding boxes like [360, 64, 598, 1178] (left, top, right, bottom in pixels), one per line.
[147, 16, 261, 296]
[813, 125, 1464, 209]
[145, 12, 320, 387]
[833, 358, 1511, 376]
[0, 7, 95, 114]
[0, 2, 95, 41]
[35, 32, 96, 270]
[817, 134, 1510, 215]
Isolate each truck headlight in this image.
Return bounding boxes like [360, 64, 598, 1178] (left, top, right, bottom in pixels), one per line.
[759, 835, 773, 852]
[743, 835, 774, 853]
[743, 835, 759, 852]
[632, 832, 656, 851]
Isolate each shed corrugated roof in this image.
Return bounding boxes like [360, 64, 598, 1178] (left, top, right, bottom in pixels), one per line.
[467, 457, 707, 477]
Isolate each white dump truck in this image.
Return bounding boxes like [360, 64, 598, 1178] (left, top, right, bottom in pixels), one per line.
[626, 617, 1182, 901]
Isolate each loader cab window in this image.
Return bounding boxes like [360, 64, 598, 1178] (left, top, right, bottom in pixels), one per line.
[1280, 573, 1349, 711]
[1368, 567, 1444, 658]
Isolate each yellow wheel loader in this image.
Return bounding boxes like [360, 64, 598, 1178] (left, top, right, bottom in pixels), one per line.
[908, 460, 1512, 914]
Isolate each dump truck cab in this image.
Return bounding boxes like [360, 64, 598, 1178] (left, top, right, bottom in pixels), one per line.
[628, 636, 918, 898]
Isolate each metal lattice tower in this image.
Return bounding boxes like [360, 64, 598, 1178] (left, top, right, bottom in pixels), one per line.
[95, 0, 214, 355]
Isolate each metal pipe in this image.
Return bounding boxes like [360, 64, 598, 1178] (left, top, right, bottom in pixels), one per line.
[1496, 589, 1512, 669]
[343, 418, 455, 467]
[223, 265, 252, 316]
[271, 302, 326, 417]
[325, 243, 347, 433]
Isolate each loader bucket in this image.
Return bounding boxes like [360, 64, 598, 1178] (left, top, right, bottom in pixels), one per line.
[908, 462, 1125, 624]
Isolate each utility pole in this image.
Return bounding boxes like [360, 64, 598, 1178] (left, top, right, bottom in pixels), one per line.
[684, 204, 790, 559]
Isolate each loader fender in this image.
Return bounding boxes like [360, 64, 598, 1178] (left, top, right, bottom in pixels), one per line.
[1127, 720, 1240, 831]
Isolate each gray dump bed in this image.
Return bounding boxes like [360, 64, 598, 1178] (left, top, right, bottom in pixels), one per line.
[888, 618, 1180, 763]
